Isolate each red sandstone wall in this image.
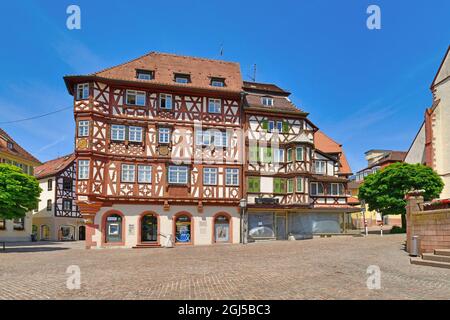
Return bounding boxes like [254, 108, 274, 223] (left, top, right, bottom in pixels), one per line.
[408, 210, 450, 253]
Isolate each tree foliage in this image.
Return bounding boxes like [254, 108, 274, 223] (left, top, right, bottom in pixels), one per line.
[358, 162, 444, 217]
[0, 164, 42, 219]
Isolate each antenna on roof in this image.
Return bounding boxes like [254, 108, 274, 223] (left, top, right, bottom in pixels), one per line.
[220, 43, 224, 56]
[248, 64, 257, 82]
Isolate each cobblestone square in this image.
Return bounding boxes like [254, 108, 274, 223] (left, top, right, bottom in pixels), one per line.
[1, 234, 449, 300]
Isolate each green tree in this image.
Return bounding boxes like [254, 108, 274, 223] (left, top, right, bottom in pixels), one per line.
[358, 162, 444, 229]
[0, 164, 42, 220]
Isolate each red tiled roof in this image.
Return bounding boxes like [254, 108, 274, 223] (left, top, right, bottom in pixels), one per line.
[0, 128, 41, 165]
[71, 52, 243, 93]
[348, 196, 360, 205]
[244, 93, 304, 114]
[314, 130, 352, 175]
[34, 154, 75, 179]
[243, 81, 290, 95]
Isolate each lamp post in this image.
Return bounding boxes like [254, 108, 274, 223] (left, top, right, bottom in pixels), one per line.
[361, 199, 368, 237]
[240, 198, 248, 245]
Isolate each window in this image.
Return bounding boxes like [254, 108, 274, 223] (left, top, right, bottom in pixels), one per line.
[208, 98, 221, 114]
[111, 125, 126, 141]
[287, 148, 293, 162]
[225, 168, 239, 186]
[196, 130, 228, 147]
[273, 178, 286, 193]
[296, 177, 304, 193]
[274, 148, 285, 164]
[211, 78, 225, 87]
[276, 121, 283, 133]
[269, 121, 283, 133]
[203, 168, 218, 186]
[315, 160, 326, 174]
[159, 94, 172, 110]
[13, 218, 24, 231]
[78, 160, 90, 180]
[105, 214, 123, 243]
[47, 199, 52, 211]
[249, 146, 259, 163]
[47, 179, 53, 191]
[158, 128, 171, 144]
[121, 164, 136, 183]
[78, 120, 89, 137]
[175, 215, 192, 243]
[63, 178, 72, 191]
[174, 74, 190, 84]
[7, 142, 13, 150]
[287, 179, 294, 193]
[76, 83, 89, 100]
[248, 177, 260, 193]
[138, 165, 152, 183]
[63, 199, 72, 211]
[126, 90, 146, 106]
[128, 126, 143, 142]
[268, 121, 275, 133]
[261, 147, 272, 164]
[296, 147, 304, 161]
[331, 183, 345, 196]
[136, 70, 154, 80]
[261, 96, 274, 106]
[0, 219, 5, 230]
[168, 166, 188, 184]
[310, 182, 324, 196]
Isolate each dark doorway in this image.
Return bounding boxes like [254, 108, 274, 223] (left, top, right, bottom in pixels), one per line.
[141, 215, 158, 242]
[79, 226, 86, 241]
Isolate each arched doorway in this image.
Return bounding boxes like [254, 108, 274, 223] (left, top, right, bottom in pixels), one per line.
[105, 214, 123, 243]
[174, 214, 192, 244]
[141, 214, 158, 243]
[40, 225, 50, 241]
[214, 214, 231, 243]
[79, 226, 86, 241]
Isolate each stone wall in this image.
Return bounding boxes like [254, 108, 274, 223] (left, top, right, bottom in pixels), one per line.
[406, 191, 450, 253]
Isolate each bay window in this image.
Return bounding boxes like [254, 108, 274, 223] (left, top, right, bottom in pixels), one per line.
[225, 168, 239, 186]
[111, 125, 126, 141]
[203, 168, 218, 186]
[121, 164, 136, 183]
[78, 120, 89, 137]
[168, 166, 189, 184]
[128, 126, 143, 142]
[138, 165, 152, 183]
[315, 160, 326, 174]
[159, 128, 171, 144]
[76, 83, 89, 100]
[310, 182, 324, 196]
[78, 160, 90, 180]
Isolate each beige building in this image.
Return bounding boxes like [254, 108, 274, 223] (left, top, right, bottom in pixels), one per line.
[33, 154, 85, 241]
[0, 128, 41, 241]
[405, 46, 450, 199]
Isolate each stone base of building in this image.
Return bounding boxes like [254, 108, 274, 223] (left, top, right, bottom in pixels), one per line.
[85, 204, 240, 249]
[31, 217, 86, 241]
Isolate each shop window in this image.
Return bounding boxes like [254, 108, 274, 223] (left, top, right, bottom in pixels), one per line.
[214, 215, 230, 242]
[175, 215, 192, 243]
[13, 218, 25, 231]
[248, 213, 275, 239]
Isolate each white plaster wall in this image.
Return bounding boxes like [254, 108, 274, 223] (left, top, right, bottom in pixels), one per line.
[92, 205, 240, 248]
[0, 212, 33, 241]
[260, 177, 273, 193]
[404, 123, 426, 165]
[35, 178, 55, 218]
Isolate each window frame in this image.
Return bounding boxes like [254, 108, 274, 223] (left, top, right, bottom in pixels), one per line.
[315, 160, 326, 174]
[296, 147, 304, 161]
[138, 165, 152, 184]
[287, 178, 294, 193]
[63, 178, 72, 191]
[159, 93, 173, 110]
[126, 90, 146, 106]
[158, 127, 171, 144]
[78, 120, 90, 137]
[0, 219, 6, 230]
[76, 83, 89, 100]
[210, 78, 225, 87]
[47, 179, 53, 191]
[174, 74, 190, 84]
[63, 199, 72, 211]
[111, 124, 126, 141]
[168, 166, 189, 185]
[128, 126, 143, 143]
[203, 167, 218, 186]
[121, 164, 136, 183]
[78, 160, 90, 180]
[310, 182, 324, 196]
[208, 98, 222, 114]
[46, 199, 52, 211]
[287, 148, 293, 162]
[136, 70, 154, 80]
[225, 168, 239, 186]
[261, 96, 274, 106]
[13, 217, 25, 231]
[296, 177, 304, 193]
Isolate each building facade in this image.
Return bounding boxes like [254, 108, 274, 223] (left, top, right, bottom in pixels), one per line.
[33, 154, 85, 241]
[349, 150, 406, 228]
[64, 53, 244, 248]
[405, 46, 450, 199]
[0, 128, 41, 241]
[242, 82, 356, 240]
[64, 52, 355, 249]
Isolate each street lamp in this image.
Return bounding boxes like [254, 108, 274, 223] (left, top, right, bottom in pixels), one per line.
[240, 198, 248, 245]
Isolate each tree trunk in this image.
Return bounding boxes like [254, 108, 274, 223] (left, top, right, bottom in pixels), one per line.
[401, 213, 406, 230]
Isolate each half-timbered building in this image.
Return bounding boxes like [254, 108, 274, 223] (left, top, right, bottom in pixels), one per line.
[64, 52, 244, 248]
[33, 154, 85, 241]
[243, 82, 357, 241]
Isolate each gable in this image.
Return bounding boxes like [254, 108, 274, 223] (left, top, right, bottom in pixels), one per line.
[432, 46, 450, 87]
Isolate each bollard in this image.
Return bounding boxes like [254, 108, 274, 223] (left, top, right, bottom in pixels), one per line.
[410, 236, 420, 257]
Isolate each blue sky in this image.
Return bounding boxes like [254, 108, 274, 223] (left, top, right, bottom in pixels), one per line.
[0, 0, 449, 171]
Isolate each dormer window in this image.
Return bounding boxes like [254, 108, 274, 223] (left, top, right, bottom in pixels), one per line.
[7, 142, 13, 150]
[210, 78, 225, 87]
[76, 83, 89, 100]
[174, 74, 190, 84]
[261, 97, 274, 106]
[136, 70, 154, 80]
